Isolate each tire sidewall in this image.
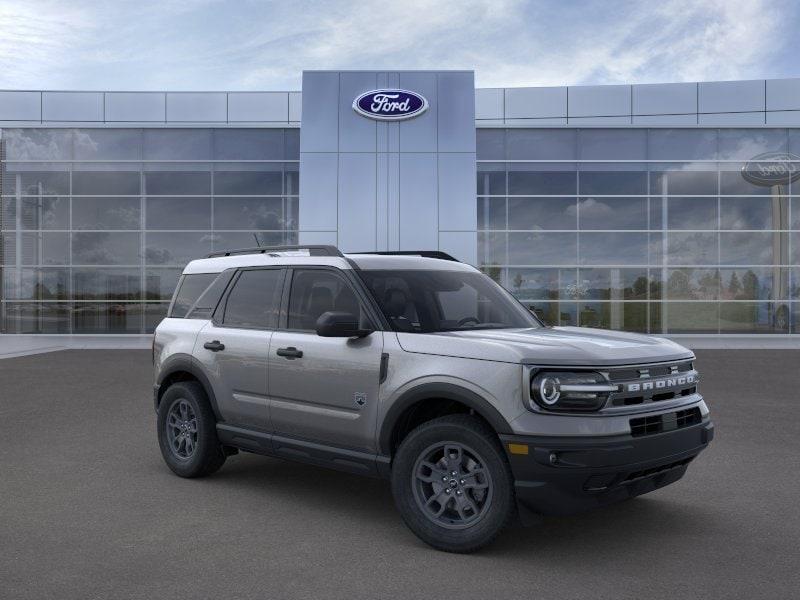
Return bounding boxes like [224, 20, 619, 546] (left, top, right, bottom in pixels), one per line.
[391, 416, 515, 552]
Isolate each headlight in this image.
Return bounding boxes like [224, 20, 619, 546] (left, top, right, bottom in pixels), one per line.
[530, 371, 618, 412]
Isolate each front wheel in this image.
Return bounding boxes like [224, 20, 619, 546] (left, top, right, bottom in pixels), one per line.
[391, 415, 516, 553]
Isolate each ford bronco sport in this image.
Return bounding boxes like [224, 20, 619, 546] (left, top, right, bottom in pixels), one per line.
[152, 245, 713, 553]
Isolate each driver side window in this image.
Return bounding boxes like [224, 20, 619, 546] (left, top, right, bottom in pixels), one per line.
[287, 269, 366, 331]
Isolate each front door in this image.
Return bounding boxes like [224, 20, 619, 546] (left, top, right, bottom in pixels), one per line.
[194, 267, 285, 429]
[269, 268, 383, 452]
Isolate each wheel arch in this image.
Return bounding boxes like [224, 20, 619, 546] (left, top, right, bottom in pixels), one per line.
[156, 354, 222, 421]
[379, 383, 513, 457]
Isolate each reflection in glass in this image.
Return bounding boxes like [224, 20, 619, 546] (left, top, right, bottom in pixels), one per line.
[214, 171, 282, 195]
[720, 302, 788, 334]
[72, 302, 142, 333]
[72, 171, 141, 195]
[508, 197, 576, 230]
[578, 302, 647, 332]
[476, 167, 506, 195]
[577, 130, 646, 160]
[3, 129, 73, 160]
[720, 232, 775, 265]
[667, 232, 718, 265]
[579, 171, 647, 195]
[506, 268, 576, 301]
[666, 268, 720, 300]
[213, 197, 285, 230]
[508, 232, 577, 265]
[17, 232, 70, 265]
[720, 197, 781, 230]
[2, 302, 71, 333]
[650, 170, 717, 195]
[145, 232, 213, 266]
[578, 197, 647, 230]
[577, 268, 649, 300]
[666, 197, 717, 230]
[578, 233, 648, 265]
[72, 197, 140, 230]
[145, 269, 182, 300]
[145, 197, 211, 230]
[73, 268, 141, 300]
[508, 170, 576, 195]
[145, 171, 210, 195]
[213, 129, 285, 160]
[20, 197, 69, 230]
[477, 197, 505, 230]
[72, 232, 140, 265]
[145, 303, 171, 333]
[663, 302, 719, 333]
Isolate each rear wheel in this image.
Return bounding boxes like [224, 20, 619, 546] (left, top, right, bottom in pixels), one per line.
[391, 415, 515, 553]
[157, 381, 226, 478]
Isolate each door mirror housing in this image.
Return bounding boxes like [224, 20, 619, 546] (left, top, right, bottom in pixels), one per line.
[315, 311, 373, 338]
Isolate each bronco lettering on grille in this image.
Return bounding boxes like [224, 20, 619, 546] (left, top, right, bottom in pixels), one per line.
[627, 374, 695, 393]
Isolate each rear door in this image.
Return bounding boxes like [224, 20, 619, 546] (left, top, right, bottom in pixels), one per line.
[194, 267, 285, 429]
[268, 267, 384, 452]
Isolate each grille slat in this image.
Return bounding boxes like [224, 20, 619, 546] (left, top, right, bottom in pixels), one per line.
[630, 407, 702, 437]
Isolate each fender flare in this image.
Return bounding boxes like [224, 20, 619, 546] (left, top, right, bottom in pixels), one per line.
[378, 382, 513, 456]
[156, 354, 222, 421]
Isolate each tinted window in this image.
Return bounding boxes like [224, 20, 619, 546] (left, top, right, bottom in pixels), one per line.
[170, 273, 218, 318]
[359, 270, 540, 333]
[222, 269, 283, 329]
[288, 270, 363, 331]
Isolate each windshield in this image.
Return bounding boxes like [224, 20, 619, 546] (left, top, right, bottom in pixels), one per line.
[358, 270, 542, 333]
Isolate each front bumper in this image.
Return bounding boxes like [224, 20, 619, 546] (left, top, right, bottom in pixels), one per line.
[500, 418, 714, 516]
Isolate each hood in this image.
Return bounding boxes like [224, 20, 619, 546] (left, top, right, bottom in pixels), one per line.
[396, 326, 693, 366]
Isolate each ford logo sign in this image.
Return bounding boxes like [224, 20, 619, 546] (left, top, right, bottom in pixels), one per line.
[353, 89, 428, 121]
[741, 152, 800, 186]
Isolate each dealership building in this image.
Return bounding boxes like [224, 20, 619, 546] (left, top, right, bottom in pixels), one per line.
[1, 70, 799, 338]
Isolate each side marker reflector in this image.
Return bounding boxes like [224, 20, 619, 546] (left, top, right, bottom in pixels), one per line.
[508, 443, 529, 455]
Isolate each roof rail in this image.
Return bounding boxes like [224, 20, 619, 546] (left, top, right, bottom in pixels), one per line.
[207, 244, 344, 258]
[350, 250, 460, 262]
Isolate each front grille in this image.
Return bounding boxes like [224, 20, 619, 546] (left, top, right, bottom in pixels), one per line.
[629, 407, 702, 437]
[608, 361, 698, 407]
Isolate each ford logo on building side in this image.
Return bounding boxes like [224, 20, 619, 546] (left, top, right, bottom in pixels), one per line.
[741, 152, 800, 186]
[353, 89, 428, 121]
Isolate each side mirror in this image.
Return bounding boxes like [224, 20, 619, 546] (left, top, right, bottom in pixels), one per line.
[315, 311, 373, 338]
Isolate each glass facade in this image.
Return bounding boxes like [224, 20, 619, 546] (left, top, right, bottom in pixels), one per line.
[0, 128, 299, 333]
[477, 128, 800, 334]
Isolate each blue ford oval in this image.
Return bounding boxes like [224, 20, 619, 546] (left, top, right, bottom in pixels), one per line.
[353, 89, 428, 121]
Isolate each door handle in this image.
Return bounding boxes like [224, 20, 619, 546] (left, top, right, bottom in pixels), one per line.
[203, 340, 225, 352]
[276, 346, 303, 359]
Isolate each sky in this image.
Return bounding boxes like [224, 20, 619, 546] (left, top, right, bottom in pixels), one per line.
[0, 0, 798, 91]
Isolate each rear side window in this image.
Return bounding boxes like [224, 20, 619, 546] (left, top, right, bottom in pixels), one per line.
[222, 268, 283, 329]
[170, 273, 218, 318]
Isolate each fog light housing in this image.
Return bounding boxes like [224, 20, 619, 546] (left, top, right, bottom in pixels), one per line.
[530, 371, 617, 412]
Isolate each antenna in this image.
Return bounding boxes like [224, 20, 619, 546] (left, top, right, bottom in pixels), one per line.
[253, 233, 261, 247]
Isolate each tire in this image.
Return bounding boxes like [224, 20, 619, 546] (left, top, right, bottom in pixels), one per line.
[391, 414, 515, 553]
[157, 381, 226, 478]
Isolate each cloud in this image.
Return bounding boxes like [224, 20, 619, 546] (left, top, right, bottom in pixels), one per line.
[0, 0, 795, 90]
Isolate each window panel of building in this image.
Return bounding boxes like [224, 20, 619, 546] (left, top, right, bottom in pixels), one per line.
[142, 129, 213, 160]
[72, 197, 140, 230]
[508, 232, 577, 266]
[145, 268, 182, 301]
[72, 232, 140, 265]
[665, 197, 718, 230]
[579, 232, 649, 266]
[577, 129, 647, 161]
[144, 171, 211, 195]
[19, 196, 69, 230]
[213, 197, 285, 230]
[145, 197, 211, 230]
[507, 169, 576, 195]
[578, 197, 647, 230]
[213, 129, 285, 160]
[477, 197, 506, 230]
[506, 268, 577, 301]
[72, 170, 141, 196]
[507, 197, 576, 230]
[72, 302, 143, 333]
[213, 170, 283, 195]
[72, 267, 141, 300]
[145, 232, 213, 266]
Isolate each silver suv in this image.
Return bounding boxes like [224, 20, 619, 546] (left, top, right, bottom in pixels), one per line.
[152, 245, 713, 552]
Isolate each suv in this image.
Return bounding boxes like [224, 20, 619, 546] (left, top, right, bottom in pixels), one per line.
[153, 245, 713, 553]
